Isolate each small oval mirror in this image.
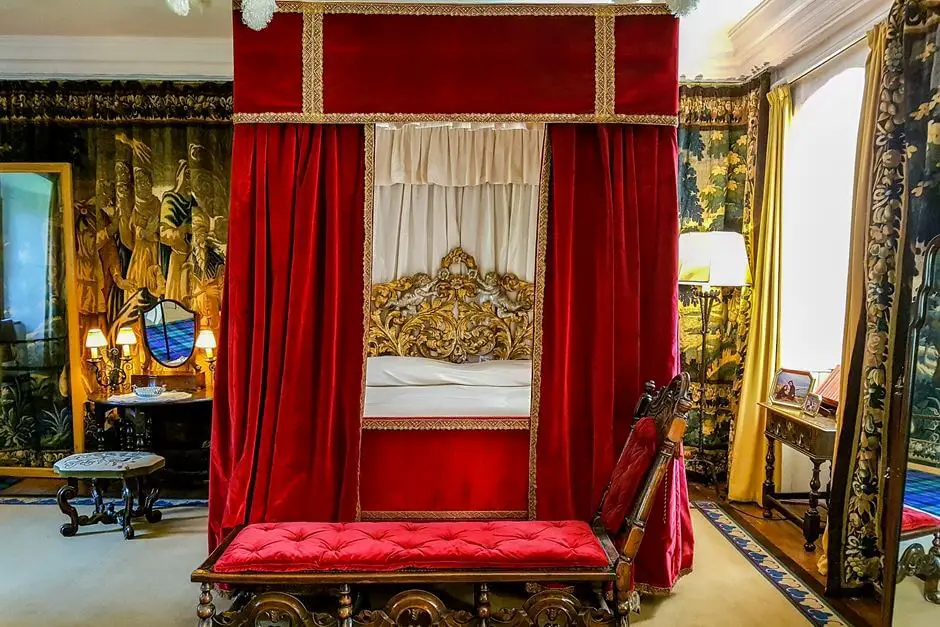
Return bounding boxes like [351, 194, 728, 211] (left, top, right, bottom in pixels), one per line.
[140, 299, 196, 367]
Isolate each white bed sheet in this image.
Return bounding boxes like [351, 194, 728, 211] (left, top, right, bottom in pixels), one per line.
[367, 356, 532, 387]
[364, 384, 531, 417]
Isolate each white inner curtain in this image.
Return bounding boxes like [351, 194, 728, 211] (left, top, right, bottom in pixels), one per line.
[372, 122, 545, 283]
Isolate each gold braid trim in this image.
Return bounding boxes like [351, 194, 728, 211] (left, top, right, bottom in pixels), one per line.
[276, 3, 673, 17]
[360, 510, 529, 520]
[634, 567, 693, 597]
[356, 124, 375, 522]
[527, 134, 551, 519]
[362, 418, 530, 431]
[234, 112, 678, 125]
[594, 10, 616, 117]
[302, 9, 323, 114]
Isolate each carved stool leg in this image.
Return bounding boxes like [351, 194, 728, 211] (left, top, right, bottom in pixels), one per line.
[197, 582, 215, 626]
[56, 484, 79, 537]
[338, 584, 353, 627]
[475, 583, 491, 627]
[802, 460, 823, 552]
[120, 477, 135, 540]
[143, 475, 162, 523]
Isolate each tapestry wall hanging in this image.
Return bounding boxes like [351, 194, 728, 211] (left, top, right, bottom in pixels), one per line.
[676, 75, 770, 475]
[0, 80, 232, 467]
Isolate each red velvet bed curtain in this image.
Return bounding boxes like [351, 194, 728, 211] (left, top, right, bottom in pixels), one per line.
[537, 124, 680, 520]
[209, 124, 365, 550]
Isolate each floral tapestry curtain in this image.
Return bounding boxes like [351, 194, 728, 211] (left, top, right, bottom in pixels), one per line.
[677, 75, 770, 475]
[832, 0, 940, 591]
[0, 80, 232, 466]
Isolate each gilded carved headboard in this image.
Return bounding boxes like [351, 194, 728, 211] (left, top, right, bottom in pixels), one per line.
[368, 248, 534, 363]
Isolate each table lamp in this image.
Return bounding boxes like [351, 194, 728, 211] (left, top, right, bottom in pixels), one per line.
[677, 231, 751, 487]
[115, 326, 137, 358]
[85, 327, 134, 394]
[195, 328, 217, 373]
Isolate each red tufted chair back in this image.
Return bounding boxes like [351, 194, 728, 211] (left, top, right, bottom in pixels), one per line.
[596, 373, 691, 540]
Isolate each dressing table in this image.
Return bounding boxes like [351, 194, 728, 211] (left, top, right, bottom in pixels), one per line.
[760, 400, 837, 552]
[83, 298, 215, 487]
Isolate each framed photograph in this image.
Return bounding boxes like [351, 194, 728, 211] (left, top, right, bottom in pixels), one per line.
[769, 368, 815, 409]
[802, 392, 823, 417]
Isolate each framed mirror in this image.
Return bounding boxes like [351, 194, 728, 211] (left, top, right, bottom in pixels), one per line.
[140, 299, 197, 367]
[884, 235, 940, 625]
[0, 163, 84, 473]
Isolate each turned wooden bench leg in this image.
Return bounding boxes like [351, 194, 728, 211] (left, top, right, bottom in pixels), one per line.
[338, 584, 354, 627]
[475, 583, 491, 627]
[197, 582, 215, 626]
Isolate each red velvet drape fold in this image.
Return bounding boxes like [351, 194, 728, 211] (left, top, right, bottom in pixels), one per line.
[209, 124, 365, 550]
[537, 124, 680, 520]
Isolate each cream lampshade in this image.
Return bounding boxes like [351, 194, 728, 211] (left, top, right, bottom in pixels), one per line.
[677, 231, 751, 290]
[85, 328, 108, 360]
[115, 326, 137, 357]
[195, 328, 217, 359]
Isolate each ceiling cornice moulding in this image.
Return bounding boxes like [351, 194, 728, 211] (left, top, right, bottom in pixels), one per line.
[0, 36, 233, 80]
[729, 0, 890, 82]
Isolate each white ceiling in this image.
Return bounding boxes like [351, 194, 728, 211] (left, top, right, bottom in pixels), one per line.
[0, 0, 233, 38]
[0, 0, 889, 81]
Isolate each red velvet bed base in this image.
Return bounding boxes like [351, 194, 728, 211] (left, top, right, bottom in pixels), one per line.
[360, 429, 529, 516]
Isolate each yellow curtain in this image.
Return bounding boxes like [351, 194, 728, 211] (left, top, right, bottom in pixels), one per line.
[817, 22, 887, 575]
[727, 85, 791, 503]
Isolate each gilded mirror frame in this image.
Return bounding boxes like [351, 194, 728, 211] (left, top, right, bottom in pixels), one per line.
[0, 163, 84, 477]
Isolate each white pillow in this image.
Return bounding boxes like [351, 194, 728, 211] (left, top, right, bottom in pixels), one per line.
[366, 356, 532, 387]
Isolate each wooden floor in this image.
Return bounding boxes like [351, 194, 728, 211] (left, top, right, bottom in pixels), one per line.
[689, 482, 883, 627]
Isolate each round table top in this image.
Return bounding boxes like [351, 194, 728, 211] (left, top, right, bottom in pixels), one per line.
[88, 389, 213, 407]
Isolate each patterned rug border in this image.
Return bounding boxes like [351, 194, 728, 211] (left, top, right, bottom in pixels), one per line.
[693, 501, 847, 627]
[0, 497, 207, 508]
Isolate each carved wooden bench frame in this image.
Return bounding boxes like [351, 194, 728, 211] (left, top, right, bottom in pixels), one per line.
[192, 374, 691, 627]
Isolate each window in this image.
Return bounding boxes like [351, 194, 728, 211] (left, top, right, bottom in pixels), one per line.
[778, 47, 867, 490]
[781, 54, 867, 373]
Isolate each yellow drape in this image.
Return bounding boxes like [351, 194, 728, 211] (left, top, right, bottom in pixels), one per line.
[728, 85, 791, 503]
[817, 22, 887, 575]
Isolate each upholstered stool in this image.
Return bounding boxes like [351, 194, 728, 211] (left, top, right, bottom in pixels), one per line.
[52, 451, 165, 539]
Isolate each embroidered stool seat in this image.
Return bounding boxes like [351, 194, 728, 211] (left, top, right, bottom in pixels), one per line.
[53, 451, 165, 478]
[52, 451, 165, 539]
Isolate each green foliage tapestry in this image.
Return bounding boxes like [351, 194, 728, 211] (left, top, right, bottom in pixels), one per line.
[677, 76, 769, 476]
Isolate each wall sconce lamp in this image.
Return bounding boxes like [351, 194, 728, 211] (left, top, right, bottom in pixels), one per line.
[195, 328, 217, 373]
[85, 327, 136, 394]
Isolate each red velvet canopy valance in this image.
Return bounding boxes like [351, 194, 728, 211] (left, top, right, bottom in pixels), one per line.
[232, 3, 679, 124]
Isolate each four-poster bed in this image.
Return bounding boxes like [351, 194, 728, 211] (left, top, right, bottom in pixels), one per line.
[205, 2, 688, 624]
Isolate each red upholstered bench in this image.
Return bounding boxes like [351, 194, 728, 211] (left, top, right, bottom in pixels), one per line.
[192, 374, 691, 627]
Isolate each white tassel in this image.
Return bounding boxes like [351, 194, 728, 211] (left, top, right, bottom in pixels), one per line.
[241, 0, 278, 31]
[669, 0, 700, 16]
[166, 0, 191, 17]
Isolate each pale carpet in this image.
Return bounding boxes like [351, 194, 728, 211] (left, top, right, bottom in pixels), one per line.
[0, 506, 808, 626]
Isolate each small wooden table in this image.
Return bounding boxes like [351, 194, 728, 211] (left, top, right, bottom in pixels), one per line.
[53, 451, 165, 540]
[759, 401, 837, 552]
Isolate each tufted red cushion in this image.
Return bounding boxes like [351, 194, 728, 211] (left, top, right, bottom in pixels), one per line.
[600, 417, 659, 536]
[902, 505, 940, 535]
[214, 520, 610, 573]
